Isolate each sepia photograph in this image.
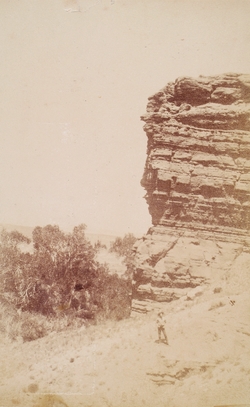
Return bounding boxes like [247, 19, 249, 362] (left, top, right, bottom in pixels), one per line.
[0, 1, 250, 406]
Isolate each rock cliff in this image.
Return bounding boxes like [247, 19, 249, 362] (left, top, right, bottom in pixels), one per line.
[133, 73, 250, 312]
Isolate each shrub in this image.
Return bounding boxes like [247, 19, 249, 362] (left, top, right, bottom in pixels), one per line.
[208, 300, 226, 311]
[8, 312, 50, 341]
[6, 311, 86, 342]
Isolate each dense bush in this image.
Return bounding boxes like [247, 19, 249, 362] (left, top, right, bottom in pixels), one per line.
[91, 268, 131, 322]
[0, 225, 133, 333]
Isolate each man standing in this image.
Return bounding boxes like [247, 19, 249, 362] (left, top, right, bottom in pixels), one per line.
[157, 311, 169, 344]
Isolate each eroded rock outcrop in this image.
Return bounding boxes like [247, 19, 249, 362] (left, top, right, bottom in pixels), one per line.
[133, 73, 250, 312]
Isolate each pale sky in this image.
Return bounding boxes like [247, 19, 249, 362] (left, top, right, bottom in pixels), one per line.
[0, 0, 250, 235]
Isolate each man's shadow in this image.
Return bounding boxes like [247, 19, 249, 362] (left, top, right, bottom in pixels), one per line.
[155, 339, 169, 345]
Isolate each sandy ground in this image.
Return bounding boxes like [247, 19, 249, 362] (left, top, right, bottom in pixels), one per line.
[0, 279, 250, 407]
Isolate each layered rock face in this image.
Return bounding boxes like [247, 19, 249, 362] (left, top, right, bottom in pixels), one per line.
[133, 73, 250, 312]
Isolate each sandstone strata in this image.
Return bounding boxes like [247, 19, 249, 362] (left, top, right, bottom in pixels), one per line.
[133, 73, 250, 312]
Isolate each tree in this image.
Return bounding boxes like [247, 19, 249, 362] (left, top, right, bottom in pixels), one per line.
[31, 224, 94, 283]
[0, 229, 31, 304]
[109, 233, 137, 276]
[110, 233, 137, 257]
[29, 224, 98, 314]
[94, 240, 107, 251]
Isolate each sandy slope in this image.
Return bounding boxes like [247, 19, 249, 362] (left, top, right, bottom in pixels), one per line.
[0, 281, 250, 407]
